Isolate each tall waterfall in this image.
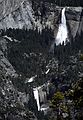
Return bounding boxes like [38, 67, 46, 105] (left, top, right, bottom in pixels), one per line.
[56, 8, 68, 45]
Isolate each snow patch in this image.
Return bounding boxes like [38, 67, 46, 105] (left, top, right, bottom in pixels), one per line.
[3, 35, 20, 43]
[45, 69, 50, 74]
[28, 75, 37, 83]
[4, 35, 13, 41]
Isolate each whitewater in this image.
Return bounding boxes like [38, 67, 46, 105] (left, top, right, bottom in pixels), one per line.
[56, 8, 68, 45]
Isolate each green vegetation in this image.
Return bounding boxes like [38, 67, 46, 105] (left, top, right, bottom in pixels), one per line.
[79, 54, 83, 61]
[51, 91, 64, 108]
[73, 80, 83, 108]
[50, 91, 65, 120]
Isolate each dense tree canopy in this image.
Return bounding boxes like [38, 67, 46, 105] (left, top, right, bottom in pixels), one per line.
[31, 0, 83, 6]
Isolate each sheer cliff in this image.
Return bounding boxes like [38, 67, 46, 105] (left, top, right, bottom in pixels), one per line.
[0, 0, 83, 40]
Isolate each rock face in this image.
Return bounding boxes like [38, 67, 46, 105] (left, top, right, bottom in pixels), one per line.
[0, 0, 59, 31]
[77, 9, 83, 36]
[0, 0, 34, 29]
[0, 37, 18, 77]
[0, 0, 59, 30]
[66, 7, 83, 39]
[0, 36, 38, 120]
[0, 0, 83, 41]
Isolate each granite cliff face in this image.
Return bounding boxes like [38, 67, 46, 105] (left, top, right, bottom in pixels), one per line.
[0, 0, 34, 29]
[0, 0, 83, 40]
[0, 0, 57, 30]
[66, 7, 83, 39]
[0, 36, 38, 120]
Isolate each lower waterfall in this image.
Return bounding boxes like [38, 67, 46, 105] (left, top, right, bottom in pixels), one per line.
[33, 88, 40, 111]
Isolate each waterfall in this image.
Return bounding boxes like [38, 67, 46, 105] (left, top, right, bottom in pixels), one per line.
[33, 85, 48, 111]
[56, 8, 68, 45]
[33, 88, 41, 111]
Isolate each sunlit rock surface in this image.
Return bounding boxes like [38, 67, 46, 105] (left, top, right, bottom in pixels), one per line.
[66, 7, 82, 39]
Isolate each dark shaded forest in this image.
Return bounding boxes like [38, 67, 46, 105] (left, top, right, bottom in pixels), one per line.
[1, 28, 54, 74]
[31, 0, 83, 6]
[0, 27, 83, 120]
[1, 27, 83, 74]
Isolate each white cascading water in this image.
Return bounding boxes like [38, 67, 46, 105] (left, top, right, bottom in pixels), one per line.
[33, 88, 41, 111]
[56, 8, 68, 45]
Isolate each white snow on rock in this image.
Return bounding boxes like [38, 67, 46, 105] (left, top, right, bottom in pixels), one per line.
[4, 35, 13, 41]
[45, 69, 50, 74]
[3, 35, 20, 43]
[28, 75, 37, 83]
